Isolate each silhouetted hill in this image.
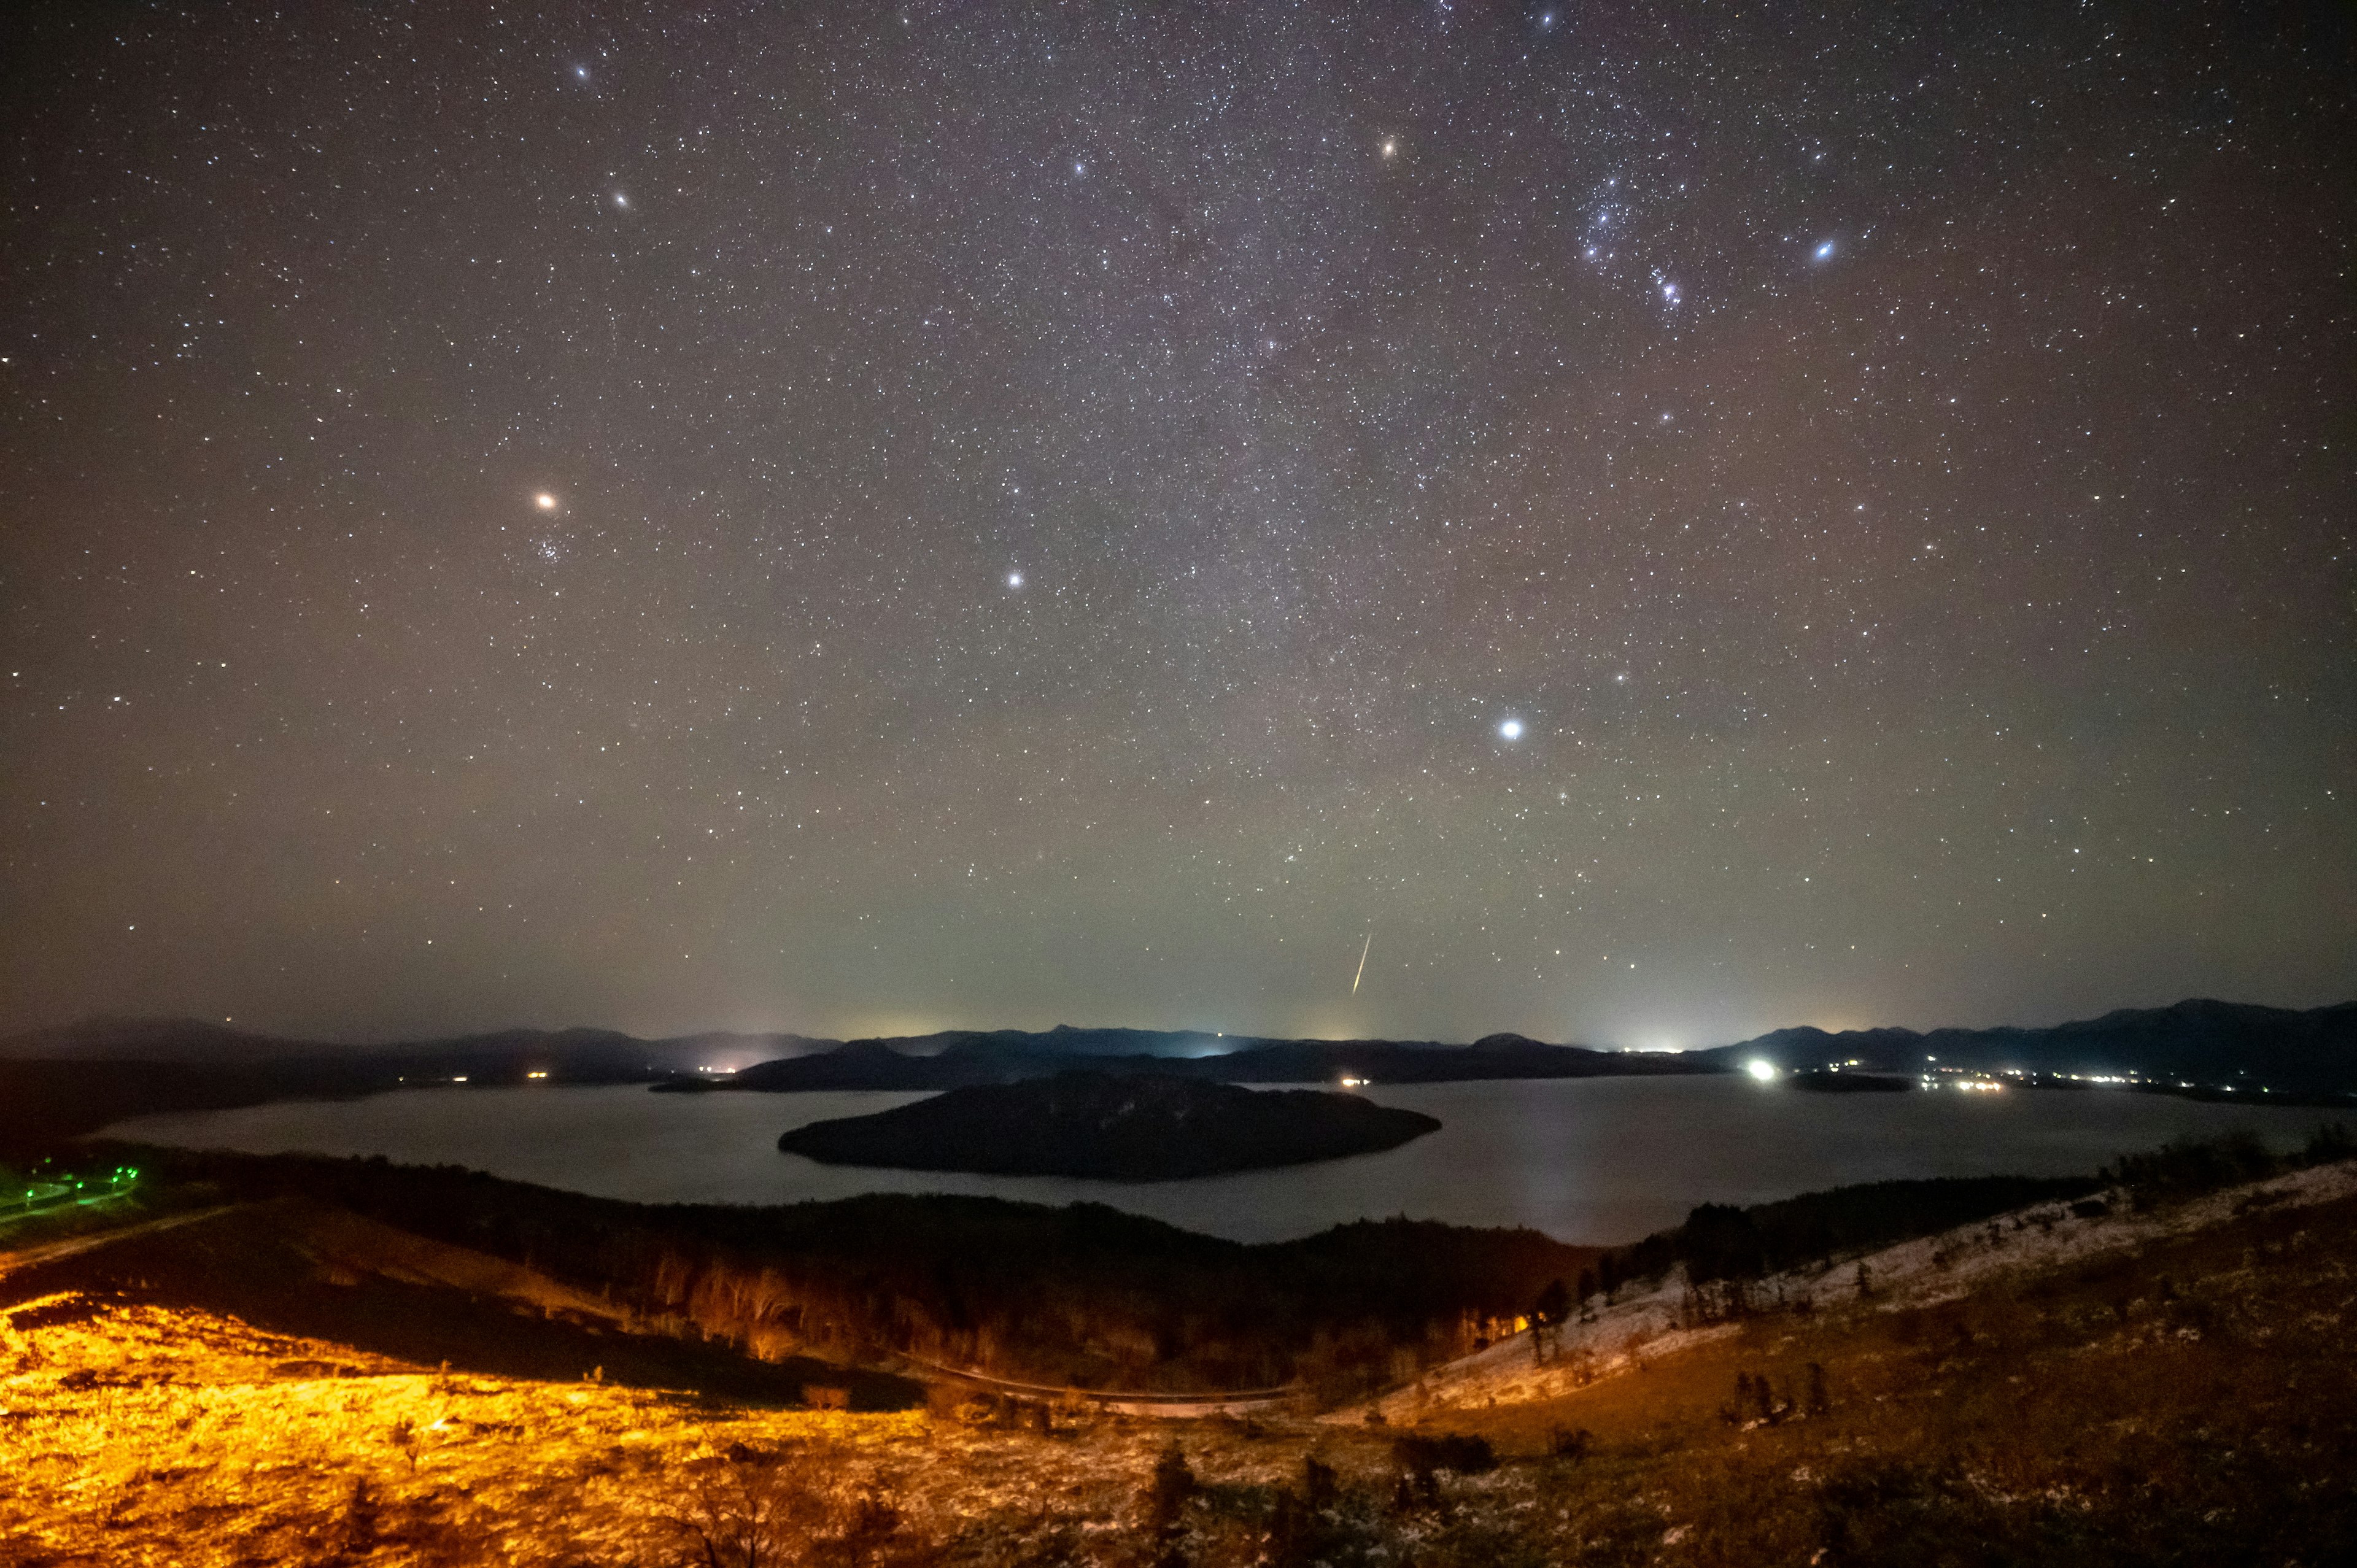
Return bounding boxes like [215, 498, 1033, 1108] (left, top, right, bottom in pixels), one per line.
[0, 1059, 378, 1151]
[776, 1072, 1442, 1180]
[732, 1038, 974, 1091]
[727, 1032, 1714, 1092]
[0, 1019, 840, 1148]
[1703, 998, 2357, 1096]
[837, 1024, 1234, 1059]
[0, 1016, 329, 1063]
[0, 1016, 831, 1070]
[0, 1027, 818, 1151]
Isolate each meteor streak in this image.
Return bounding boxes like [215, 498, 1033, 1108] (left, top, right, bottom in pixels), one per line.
[1352, 931, 1372, 994]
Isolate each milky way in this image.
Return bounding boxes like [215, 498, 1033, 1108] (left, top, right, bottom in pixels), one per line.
[2, 2, 2350, 1045]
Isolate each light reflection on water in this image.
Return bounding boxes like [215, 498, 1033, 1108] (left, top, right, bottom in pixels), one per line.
[101, 1076, 2324, 1245]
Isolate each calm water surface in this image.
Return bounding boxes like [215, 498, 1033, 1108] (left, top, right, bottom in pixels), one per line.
[99, 1077, 2322, 1244]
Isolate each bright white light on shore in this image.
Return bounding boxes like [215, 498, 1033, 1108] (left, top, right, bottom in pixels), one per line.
[1746, 1059, 1777, 1083]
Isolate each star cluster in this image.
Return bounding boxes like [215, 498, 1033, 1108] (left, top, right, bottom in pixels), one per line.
[1, 1, 2349, 1044]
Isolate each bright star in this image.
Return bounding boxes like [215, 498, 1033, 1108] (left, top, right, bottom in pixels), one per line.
[533, 492, 557, 511]
[1382, 139, 1396, 158]
[1814, 241, 1835, 261]
[613, 192, 629, 209]
[1497, 717, 1524, 741]
[1007, 571, 1024, 589]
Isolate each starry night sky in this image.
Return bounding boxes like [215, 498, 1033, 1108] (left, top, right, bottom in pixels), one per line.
[3, 2, 2351, 1047]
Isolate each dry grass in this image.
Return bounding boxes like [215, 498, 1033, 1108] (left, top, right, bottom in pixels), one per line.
[4, 1176, 2353, 1566]
[0, 1291, 1225, 1566]
[1391, 1185, 2357, 1566]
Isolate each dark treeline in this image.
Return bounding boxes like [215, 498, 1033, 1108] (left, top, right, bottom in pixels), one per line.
[1595, 1174, 2105, 1298]
[2100, 1125, 2351, 1210]
[101, 1145, 1593, 1401]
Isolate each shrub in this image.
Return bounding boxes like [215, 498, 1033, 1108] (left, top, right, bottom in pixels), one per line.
[1608, 1175, 2101, 1290]
[2301, 1122, 2353, 1165]
[1391, 1434, 1496, 1480]
[2102, 1131, 2277, 1210]
[1143, 1443, 1196, 1539]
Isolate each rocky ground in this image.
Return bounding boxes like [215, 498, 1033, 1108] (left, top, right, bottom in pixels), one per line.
[1351, 1155, 2357, 1424]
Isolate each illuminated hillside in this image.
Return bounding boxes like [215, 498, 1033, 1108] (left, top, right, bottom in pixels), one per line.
[6, 1154, 2354, 1566]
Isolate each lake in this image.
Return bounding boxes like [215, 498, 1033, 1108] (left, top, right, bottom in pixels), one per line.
[98, 1076, 2327, 1244]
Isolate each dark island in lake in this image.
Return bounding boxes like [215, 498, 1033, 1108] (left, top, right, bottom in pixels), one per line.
[775, 1071, 1442, 1181]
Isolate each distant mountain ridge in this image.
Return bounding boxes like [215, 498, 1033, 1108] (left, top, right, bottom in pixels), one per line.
[721, 1028, 1711, 1092]
[0, 1018, 835, 1146]
[1697, 998, 2357, 1095]
[821, 1024, 1235, 1060]
[0, 1016, 832, 1072]
[710, 1002, 2355, 1097]
[2, 998, 2350, 1153]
